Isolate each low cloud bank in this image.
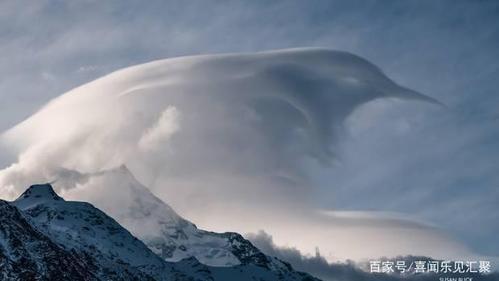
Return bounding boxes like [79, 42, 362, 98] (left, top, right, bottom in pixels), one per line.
[247, 231, 499, 281]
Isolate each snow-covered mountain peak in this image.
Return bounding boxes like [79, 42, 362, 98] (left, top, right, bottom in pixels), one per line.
[61, 168, 305, 270]
[11, 184, 179, 280]
[14, 183, 63, 209]
[0, 199, 97, 281]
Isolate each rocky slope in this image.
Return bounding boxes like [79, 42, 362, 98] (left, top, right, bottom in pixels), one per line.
[12, 184, 176, 280]
[0, 199, 95, 281]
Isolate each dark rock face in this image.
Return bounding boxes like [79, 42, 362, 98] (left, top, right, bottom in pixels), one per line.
[224, 232, 270, 266]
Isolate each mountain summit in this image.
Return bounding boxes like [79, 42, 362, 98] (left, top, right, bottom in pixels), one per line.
[14, 183, 63, 208]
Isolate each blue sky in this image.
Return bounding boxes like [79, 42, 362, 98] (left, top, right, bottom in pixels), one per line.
[0, 0, 498, 258]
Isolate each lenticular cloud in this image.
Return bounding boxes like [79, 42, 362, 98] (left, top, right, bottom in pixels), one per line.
[0, 48, 435, 201]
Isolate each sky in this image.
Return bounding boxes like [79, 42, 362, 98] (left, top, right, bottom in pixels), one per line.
[0, 0, 498, 267]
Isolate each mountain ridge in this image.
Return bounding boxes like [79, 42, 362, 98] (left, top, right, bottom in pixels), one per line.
[0, 180, 319, 281]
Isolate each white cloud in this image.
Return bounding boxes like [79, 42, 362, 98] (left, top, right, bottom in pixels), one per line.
[0, 48, 473, 262]
[139, 106, 180, 151]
